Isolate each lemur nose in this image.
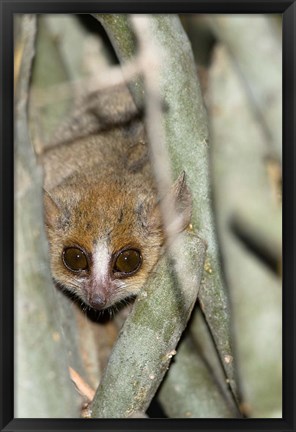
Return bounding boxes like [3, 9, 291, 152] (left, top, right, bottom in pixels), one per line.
[89, 293, 106, 310]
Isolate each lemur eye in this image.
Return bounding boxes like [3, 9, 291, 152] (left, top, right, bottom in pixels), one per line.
[62, 247, 88, 272]
[113, 248, 142, 276]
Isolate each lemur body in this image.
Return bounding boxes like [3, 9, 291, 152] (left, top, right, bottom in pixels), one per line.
[42, 85, 191, 310]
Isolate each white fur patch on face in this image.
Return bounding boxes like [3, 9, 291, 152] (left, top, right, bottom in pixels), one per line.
[93, 240, 111, 284]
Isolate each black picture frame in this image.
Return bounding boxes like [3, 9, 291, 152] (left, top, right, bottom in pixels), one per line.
[1, 1, 295, 431]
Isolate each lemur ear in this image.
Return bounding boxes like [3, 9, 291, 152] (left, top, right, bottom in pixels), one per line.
[43, 189, 60, 228]
[137, 171, 192, 234]
[167, 171, 192, 233]
[136, 192, 162, 233]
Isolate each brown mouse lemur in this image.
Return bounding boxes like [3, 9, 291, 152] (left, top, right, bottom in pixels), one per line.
[42, 84, 192, 311]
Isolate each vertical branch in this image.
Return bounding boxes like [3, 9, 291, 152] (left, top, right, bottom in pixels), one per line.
[92, 14, 144, 109]
[15, 15, 80, 417]
[130, 16, 180, 242]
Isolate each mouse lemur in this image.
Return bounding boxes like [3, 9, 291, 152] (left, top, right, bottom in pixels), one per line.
[42, 84, 192, 311]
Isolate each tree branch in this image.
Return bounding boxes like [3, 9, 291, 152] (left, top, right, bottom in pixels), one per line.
[92, 14, 240, 416]
[15, 15, 80, 417]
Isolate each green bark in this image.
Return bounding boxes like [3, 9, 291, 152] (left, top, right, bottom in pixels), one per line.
[93, 14, 144, 108]
[14, 15, 80, 417]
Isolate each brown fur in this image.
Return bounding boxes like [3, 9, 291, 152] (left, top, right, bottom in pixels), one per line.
[42, 85, 191, 310]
